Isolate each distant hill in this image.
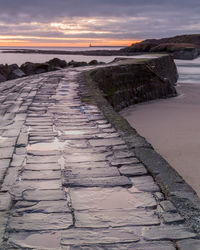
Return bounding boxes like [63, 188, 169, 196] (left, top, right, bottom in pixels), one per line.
[121, 34, 200, 59]
[141, 34, 200, 48]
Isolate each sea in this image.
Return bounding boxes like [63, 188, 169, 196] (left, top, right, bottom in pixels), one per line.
[0, 46, 199, 83]
[0, 46, 126, 66]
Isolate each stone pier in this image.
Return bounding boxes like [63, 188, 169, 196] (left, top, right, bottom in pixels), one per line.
[0, 64, 199, 249]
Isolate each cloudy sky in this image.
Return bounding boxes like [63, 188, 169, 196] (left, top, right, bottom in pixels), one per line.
[0, 0, 199, 47]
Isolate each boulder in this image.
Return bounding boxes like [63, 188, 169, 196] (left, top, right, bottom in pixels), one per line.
[0, 73, 6, 83]
[9, 68, 26, 79]
[7, 64, 26, 79]
[46, 58, 67, 69]
[88, 60, 98, 65]
[20, 62, 49, 75]
[68, 60, 88, 67]
[0, 64, 10, 79]
[8, 64, 19, 71]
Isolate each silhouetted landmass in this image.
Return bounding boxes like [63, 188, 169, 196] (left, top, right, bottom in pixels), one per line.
[121, 34, 200, 59]
[2, 34, 200, 60]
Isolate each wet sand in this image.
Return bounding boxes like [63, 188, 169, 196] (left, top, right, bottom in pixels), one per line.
[120, 82, 200, 196]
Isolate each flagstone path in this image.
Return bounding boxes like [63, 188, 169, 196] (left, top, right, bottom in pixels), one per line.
[0, 66, 199, 249]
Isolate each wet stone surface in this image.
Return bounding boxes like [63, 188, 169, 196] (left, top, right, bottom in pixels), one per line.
[0, 67, 198, 249]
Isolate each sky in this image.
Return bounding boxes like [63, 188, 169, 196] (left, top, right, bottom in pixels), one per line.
[0, 0, 199, 47]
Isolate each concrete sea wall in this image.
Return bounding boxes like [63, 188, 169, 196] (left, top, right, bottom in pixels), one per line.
[88, 55, 178, 111]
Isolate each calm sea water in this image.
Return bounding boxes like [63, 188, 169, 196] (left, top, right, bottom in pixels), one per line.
[0, 46, 126, 66]
[175, 58, 200, 84]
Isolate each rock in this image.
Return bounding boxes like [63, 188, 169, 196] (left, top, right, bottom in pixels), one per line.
[0, 73, 6, 83]
[173, 47, 198, 60]
[0, 64, 10, 79]
[9, 68, 26, 79]
[150, 43, 199, 60]
[159, 200, 177, 212]
[8, 64, 19, 71]
[20, 62, 49, 75]
[68, 60, 88, 67]
[89, 60, 99, 65]
[142, 34, 200, 50]
[121, 42, 155, 52]
[46, 57, 67, 69]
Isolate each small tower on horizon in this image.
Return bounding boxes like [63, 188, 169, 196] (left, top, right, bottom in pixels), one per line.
[89, 42, 92, 47]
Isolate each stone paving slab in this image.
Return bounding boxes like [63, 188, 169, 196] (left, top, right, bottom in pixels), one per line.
[9, 212, 73, 231]
[75, 209, 160, 228]
[64, 241, 176, 250]
[23, 189, 66, 201]
[143, 225, 197, 240]
[0, 67, 198, 248]
[69, 187, 157, 210]
[176, 239, 200, 250]
[63, 166, 120, 179]
[15, 200, 71, 214]
[0, 192, 12, 210]
[61, 227, 140, 246]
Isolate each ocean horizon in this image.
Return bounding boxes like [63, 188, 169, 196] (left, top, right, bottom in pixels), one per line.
[0, 46, 125, 66]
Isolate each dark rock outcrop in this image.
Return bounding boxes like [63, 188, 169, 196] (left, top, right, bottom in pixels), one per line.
[88, 55, 178, 111]
[173, 47, 199, 60]
[68, 60, 88, 67]
[0, 58, 106, 84]
[46, 58, 67, 69]
[0, 73, 6, 83]
[8, 64, 26, 79]
[142, 34, 200, 49]
[150, 43, 199, 60]
[20, 62, 49, 75]
[121, 34, 200, 60]
[0, 64, 10, 80]
[121, 42, 155, 53]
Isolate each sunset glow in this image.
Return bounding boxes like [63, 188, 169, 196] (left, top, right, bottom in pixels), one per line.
[0, 16, 142, 47]
[0, 0, 199, 47]
[0, 39, 140, 47]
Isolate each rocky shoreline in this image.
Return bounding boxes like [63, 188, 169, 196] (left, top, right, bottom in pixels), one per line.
[2, 48, 137, 56]
[0, 58, 105, 83]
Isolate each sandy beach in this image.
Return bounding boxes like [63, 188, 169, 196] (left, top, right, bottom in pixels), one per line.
[121, 80, 200, 196]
